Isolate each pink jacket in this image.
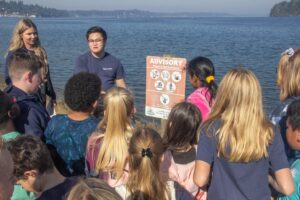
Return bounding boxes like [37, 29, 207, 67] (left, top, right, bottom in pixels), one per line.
[85, 132, 129, 187]
[160, 147, 207, 199]
[187, 87, 213, 121]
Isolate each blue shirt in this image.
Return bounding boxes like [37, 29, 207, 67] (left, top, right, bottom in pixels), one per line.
[74, 52, 125, 91]
[44, 114, 97, 173]
[36, 177, 78, 200]
[5, 85, 50, 137]
[196, 119, 289, 200]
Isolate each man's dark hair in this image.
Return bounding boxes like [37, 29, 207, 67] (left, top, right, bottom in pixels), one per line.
[64, 72, 101, 112]
[287, 99, 300, 131]
[86, 26, 107, 41]
[8, 49, 42, 81]
[7, 135, 54, 179]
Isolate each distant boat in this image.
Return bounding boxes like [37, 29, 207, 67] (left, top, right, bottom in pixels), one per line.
[29, 15, 36, 18]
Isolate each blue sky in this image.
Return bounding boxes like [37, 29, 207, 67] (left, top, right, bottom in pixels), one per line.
[22, 0, 283, 16]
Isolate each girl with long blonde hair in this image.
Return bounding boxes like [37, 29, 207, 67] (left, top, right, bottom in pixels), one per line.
[5, 18, 56, 106]
[86, 87, 134, 187]
[270, 48, 300, 161]
[194, 68, 294, 199]
[115, 128, 193, 200]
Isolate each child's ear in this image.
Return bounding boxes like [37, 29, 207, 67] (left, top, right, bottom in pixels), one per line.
[296, 130, 300, 143]
[24, 71, 33, 83]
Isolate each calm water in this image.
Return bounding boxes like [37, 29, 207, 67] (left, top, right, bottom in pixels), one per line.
[1, 17, 300, 120]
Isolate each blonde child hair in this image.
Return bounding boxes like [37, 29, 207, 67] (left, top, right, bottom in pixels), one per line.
[95, 87, 134, 179]
[66, 178, 122, 200]
[279, 49, 300, 101]
[205, 67, 274, 162]
[126, 128, 170, 200]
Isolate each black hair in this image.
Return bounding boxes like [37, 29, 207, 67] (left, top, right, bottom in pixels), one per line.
[0, 90, 19, 129]
[163, 102, 202, 150]
[7, 135, 54, 179]
[287, 99, 300, 131]
[86, 26, 107, 41]
[188, 56, 218, 106]
[64, 72, 101, 112]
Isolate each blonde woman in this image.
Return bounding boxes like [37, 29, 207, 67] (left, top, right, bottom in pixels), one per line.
[270, 49, 300, 161]
[5, 18, 56, 105]
[115, 128, 193, 200]
[86, 87, 134, 187]
[194, 68, 294, 199]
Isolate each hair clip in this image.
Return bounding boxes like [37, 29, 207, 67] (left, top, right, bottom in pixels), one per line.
[281, 48, 295, 57]
[141, 148, 153, 158]
[206, 75, 215, 84]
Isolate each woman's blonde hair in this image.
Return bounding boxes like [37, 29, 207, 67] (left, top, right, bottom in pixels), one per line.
[7, 18, 48, 79]
[127, 128, 170, 200]
[204, 68, 274, 162]
[66, 178, 122, 200]
[280, 49, 300, 101]
[95, 87, 134, 179]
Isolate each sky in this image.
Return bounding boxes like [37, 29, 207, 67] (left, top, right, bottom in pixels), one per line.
[21, 0, 283, 16]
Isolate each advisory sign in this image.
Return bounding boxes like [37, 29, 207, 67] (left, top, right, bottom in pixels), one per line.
[145, 56, 187, 119]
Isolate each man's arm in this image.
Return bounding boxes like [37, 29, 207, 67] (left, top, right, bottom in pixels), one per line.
[116, 79, 126, 88]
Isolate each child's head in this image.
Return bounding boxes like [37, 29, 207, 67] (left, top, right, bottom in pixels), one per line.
[64, 72, 101, 113]
[188, 56, 217, 103]
[207, 67, 273, 162]
[0, 90, 20, 131]
[8, 50, 43, 93]
[7, 135, 54, 193]
[163, 102, 201, 150]
[277, 48, 295, 88]
[96, 87, 134, 179]
[286, 99, 300, 151]
[102, 87, 134, 123]
[280, 48, 300, 101]
[0, 139, 14, 200]
[127, 128, 168, 200]
[67, 178, 122, 200]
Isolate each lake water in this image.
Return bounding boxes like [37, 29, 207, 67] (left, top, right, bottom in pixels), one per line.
[1, 17, 300, 121]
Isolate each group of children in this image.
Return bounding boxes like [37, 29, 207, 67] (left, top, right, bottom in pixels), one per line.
[1, 20, 300, 200]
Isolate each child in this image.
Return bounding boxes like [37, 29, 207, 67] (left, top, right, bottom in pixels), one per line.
[0, 90, 21, 141]
[86, 87, 134, 187]
[0, 90, 35, 200]
[7, 135, 78, 200]
[44, 72, 101, 176]
[0, 139, 14, 200]
[274, 99, 300, 199]
[115, 127, 193, 199]
[276, 48, 295, 88]
[194, 68, 294, 199]
[270, 49, 300, 161]
[161, 102, 205, 198]
[187, 56, 218, 121]
[66, 178, 122, 200]
[5, 50, 50, 137]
